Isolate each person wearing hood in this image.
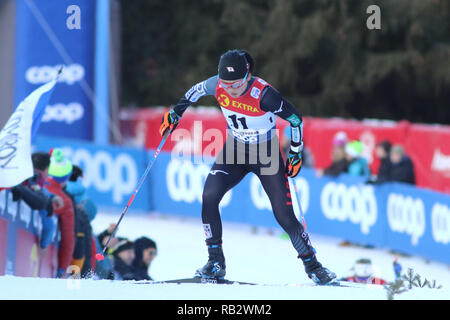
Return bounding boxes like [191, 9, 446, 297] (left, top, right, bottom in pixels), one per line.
[132, 237, 157, 281]
[389, 145, 415, 185]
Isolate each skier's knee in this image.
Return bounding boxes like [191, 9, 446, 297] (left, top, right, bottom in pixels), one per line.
[202, 188, 223, 207]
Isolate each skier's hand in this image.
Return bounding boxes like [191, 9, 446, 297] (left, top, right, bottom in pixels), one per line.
[286, 150, 302, 178]
[159, 109, 180, 136]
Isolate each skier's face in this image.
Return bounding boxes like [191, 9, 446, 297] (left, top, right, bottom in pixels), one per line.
[118, 248, 135, 266]
[219, 74, 251, 98]
[143, 247, 157, 266]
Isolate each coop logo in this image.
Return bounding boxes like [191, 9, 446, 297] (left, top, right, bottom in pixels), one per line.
[431, 203, 450, 245]
[387, 193, 425, 246]
[320, 183, 377, 234]
[60, 147, 137, 204]
[25, 64, 85, 85]
[166, 159, 231, 207]
[250, 175, 310, 219]
[41, 103, 84, 124]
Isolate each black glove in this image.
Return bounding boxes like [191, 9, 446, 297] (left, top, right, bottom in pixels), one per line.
[11, 186, 22, 202]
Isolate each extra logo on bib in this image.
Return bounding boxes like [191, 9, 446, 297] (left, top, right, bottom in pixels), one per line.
[217, 93, 261, 115]
[215, 77, 270, 117]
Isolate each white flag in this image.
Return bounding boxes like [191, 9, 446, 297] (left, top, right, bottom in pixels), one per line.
[0, 80, 57, 188]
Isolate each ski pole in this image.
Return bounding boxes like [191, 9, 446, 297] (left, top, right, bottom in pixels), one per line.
[96, 130, 170, 261]
[288, 177, 307, 230]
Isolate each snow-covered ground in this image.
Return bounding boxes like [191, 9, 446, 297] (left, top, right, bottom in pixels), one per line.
[0, 211, 449, 300]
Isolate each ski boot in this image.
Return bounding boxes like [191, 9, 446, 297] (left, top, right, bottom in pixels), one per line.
[194, 244, 226, 279]
[303, 254, 336, 285]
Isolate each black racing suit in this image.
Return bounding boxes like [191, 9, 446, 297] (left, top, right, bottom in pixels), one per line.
[173, 76, 315, 260]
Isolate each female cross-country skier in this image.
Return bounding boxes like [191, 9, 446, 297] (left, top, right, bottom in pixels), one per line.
[159, 49, 336, 285]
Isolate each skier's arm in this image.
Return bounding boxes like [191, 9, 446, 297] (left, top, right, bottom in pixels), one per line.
[160, 76, 217, 136]
[173, 76, 218, 117]
[260, 87, 303, 153]
[260, 86, 304, 177]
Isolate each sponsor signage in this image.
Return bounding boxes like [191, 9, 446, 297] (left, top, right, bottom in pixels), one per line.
[14, 0, 95, 140]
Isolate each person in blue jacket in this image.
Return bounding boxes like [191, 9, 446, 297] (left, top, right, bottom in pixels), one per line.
[345, 140, 370, 178]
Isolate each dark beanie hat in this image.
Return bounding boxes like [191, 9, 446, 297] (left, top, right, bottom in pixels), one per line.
[218, 49, 250, 80]
[112, 238, 134, 255]
[377, 140, 392, 154]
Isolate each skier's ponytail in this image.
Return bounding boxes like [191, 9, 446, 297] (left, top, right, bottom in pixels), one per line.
[239, 50, 255, 74]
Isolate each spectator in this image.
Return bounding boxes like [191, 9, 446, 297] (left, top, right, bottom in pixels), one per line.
[65, 165, 97, 278]
[111, 238, 136, 280]
[339, 258, 386, 285]
[389, 145, 415, 185]
[10, 152, 63, 251]
[66, 189, 92, 278]
[66, 165, 98, 222]
[94, 223, 119, 280]
[345, 140, 370, 178]
[366, 140, 392, 184]
[132, 237, 157, 281]
[316, 131, 349, 177]
[45, 148, 75, 278]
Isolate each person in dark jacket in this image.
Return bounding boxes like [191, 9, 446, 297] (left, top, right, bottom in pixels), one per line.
[111, 238, 136, 280]
[132, 237, 157, 281]
[367, 140, 392, 184]
[11, 152, 63, 250]
[389, 145, 415, 185]
[316, 131, 349, 177]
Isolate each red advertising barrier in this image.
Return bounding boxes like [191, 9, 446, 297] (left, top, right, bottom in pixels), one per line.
[405, 124, 450, 194]
[302, 118, 410, 174]
[119, 107, 450, 194]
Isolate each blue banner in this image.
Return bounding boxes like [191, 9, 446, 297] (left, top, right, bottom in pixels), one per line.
[14, 0, 95, 140]
[34, 135, 151, 212]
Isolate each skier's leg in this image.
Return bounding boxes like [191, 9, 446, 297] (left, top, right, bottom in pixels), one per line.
[196, 140, 248, 278]
[254, 150, 315, 259]
[201, 139, 248, 246]
[254, 147, 336, 284]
